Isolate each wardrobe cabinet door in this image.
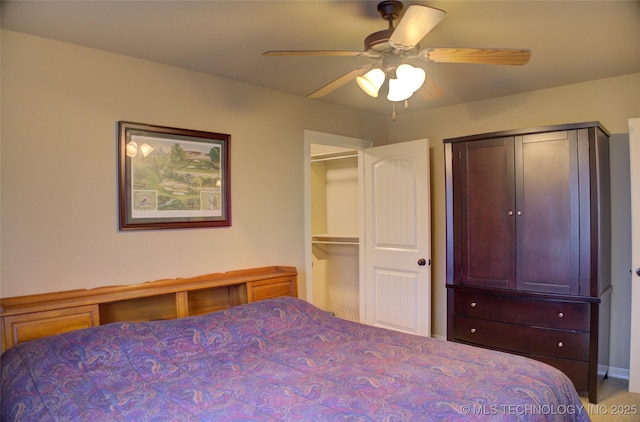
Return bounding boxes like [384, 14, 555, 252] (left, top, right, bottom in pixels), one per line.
[455, 137, 516, 289]
[515, 130, 581, 294]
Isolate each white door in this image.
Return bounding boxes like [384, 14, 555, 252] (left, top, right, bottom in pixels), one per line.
[361, 139, 431, 336]
[629, 118, 640, 393]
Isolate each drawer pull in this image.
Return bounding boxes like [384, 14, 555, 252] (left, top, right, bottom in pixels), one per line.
[470, 328, 476, 334]
[558, 341, 564, 348]
[558, 312, 564, 318]
[470, 302, 477, 308]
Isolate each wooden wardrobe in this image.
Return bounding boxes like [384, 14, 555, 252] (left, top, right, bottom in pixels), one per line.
[444, 122, 611, 403]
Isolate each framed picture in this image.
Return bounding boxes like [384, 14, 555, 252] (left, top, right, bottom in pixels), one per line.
[118, 121, 231, 230]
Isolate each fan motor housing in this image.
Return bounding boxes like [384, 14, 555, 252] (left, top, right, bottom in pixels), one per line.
[378, 0, 403, 22]
[364, 29, 394, 52]
[365, 1, 404, 52]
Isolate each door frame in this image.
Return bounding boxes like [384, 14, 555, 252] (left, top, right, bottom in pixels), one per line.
[303, 130, 372, 304]
[629, 118, 640, 393]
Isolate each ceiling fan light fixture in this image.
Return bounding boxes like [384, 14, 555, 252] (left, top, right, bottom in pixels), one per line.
[387, 64, 425, 101]
[387, 77, 413, 102]
[396, 63, 425, 92]
[356, 68, 386, 97]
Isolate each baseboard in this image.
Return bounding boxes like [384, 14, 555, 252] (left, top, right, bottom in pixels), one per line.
[607, 366, 630, 380]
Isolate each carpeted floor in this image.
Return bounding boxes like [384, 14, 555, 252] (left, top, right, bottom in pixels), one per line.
[579, 378, 640, 421]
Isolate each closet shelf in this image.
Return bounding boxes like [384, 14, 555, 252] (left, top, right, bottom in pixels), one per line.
[312, 234, 359, 245]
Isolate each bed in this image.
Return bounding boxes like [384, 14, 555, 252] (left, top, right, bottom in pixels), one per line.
[2, 296, 589, 421]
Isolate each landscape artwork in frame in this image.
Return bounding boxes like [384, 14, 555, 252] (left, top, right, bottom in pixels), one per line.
[118, 121, 231, 230]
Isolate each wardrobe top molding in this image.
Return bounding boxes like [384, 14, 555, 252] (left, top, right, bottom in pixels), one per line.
[443, 121, 610, 144]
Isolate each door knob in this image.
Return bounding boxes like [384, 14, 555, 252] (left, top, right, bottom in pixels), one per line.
[418, 258, 427, 266]
[636, 268, 640, 277]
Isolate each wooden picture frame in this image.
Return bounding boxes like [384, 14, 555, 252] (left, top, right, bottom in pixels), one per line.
[118, 121, 231, 230]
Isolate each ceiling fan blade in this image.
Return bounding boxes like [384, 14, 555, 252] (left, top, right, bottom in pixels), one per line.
[263, 50, 369, 57]
[421, 48, 532, 65]
[389, 5, 446, 51]
[417, 75, 446, 101]
[308, 66, 372, 99]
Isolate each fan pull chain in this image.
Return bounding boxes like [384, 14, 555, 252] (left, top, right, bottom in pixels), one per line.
[391, 100, 411, 121]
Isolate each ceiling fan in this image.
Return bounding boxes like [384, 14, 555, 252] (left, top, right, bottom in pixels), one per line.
[263, 1, 531, 107]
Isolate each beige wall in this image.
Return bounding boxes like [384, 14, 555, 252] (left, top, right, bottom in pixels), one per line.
[387, 72, 640, 373]
[0, 30, 385, 299]
[2, 29, 639, 373]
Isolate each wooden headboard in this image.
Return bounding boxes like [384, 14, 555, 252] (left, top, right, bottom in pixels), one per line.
[0, 266, 297, 352]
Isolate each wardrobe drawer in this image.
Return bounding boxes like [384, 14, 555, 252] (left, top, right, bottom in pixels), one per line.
[454, 290, 590, 331]
[453, 315, 589, 361]
[534, 356, 589, 391]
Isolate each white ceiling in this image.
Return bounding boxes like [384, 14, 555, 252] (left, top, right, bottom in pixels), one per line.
[2, 0, 639, 116]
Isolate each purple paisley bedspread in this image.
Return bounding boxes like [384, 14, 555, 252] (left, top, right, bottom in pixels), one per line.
[1, 297, 589, 421]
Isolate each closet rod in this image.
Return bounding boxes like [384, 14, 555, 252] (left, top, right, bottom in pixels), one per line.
[310, 153, 358, 163]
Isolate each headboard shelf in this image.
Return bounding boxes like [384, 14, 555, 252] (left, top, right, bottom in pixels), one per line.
[1, 266, 297, 351]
